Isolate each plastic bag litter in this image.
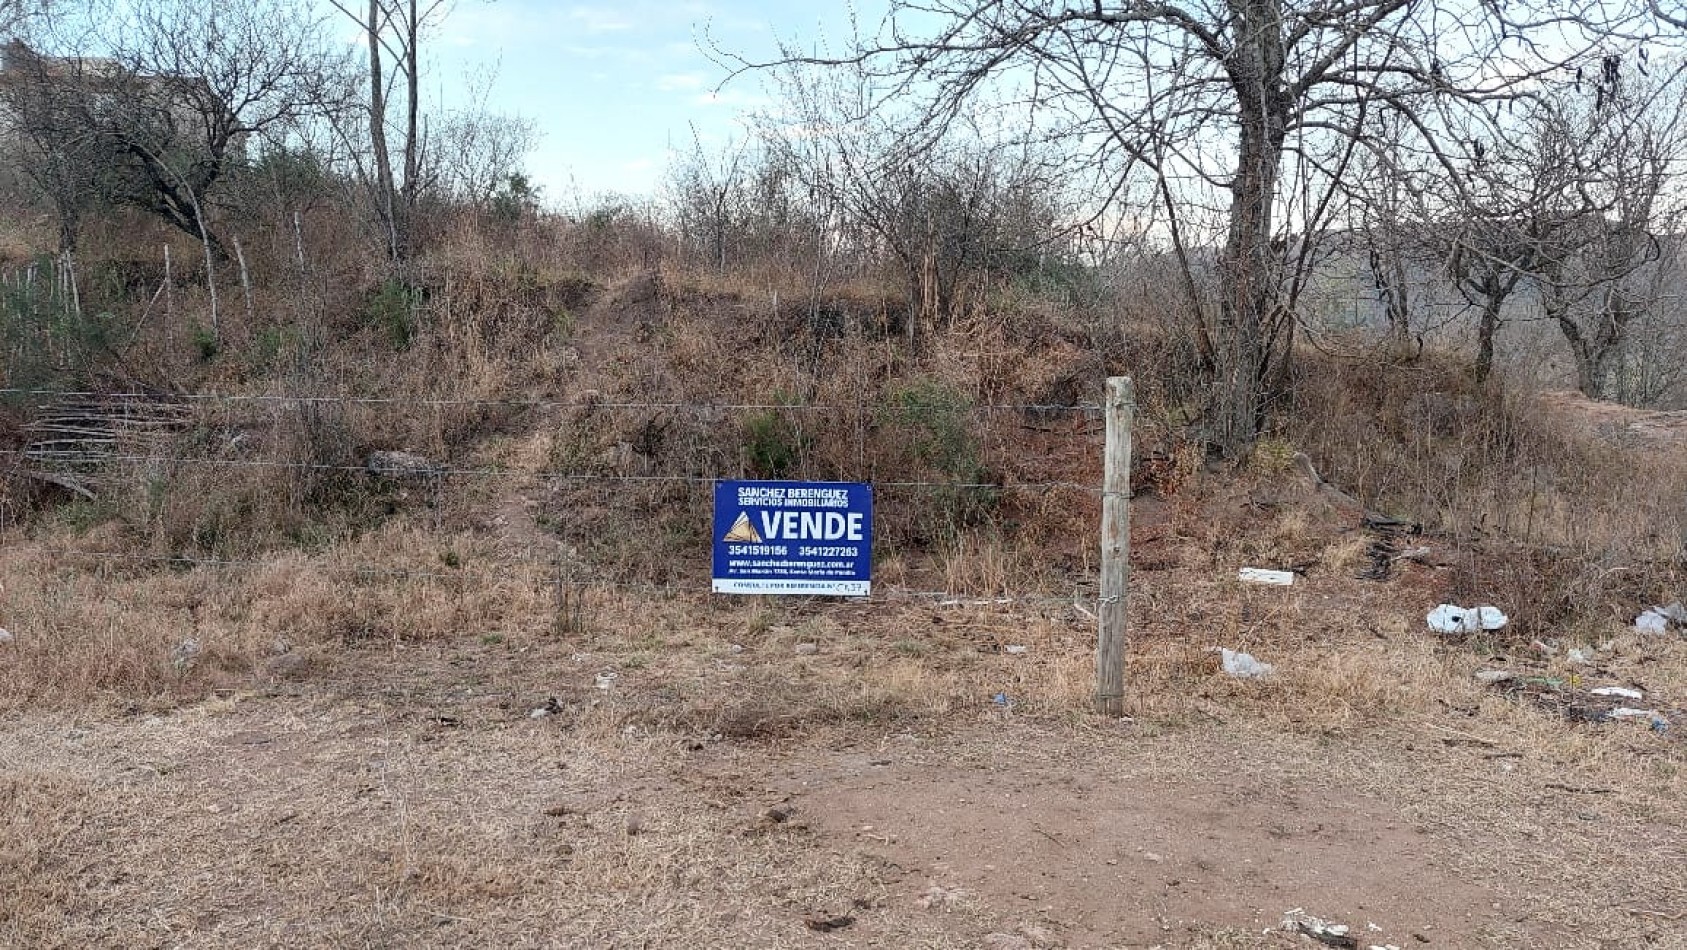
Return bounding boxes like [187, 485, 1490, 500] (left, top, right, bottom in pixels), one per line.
[1635, 601, 1687, 633]
[1590, 686, 1644, 700]
[1635, 610, 1671, 634]
[1220, 648, 1274, 679]
[1427, 604, 1508, 635]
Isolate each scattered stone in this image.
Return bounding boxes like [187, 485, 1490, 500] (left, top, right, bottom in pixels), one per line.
[794, 642, 819, 656]
[171, 638, 201, 669]
[760, 804, 795, 823]
[542, 803, 574, 817]
[803, 914, 855, 933]
[624, 813, 645, 835]
[269, 638, 292, 655]
[1473, 670, 1514, 685]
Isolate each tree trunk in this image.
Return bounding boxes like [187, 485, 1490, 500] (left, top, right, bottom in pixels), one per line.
[399, 0, 420, 260]
[367, 0, 399, 262]
[1475, 296, 1501, 382]
[1212, 0, 1289, 456]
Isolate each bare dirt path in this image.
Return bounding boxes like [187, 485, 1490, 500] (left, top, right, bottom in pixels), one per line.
[5, 629, 1682, 949]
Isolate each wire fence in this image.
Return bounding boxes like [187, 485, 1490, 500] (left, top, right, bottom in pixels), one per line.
[2, 385, 1114, 614]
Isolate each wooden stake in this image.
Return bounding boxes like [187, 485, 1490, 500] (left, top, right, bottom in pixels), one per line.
[234, 235, 254, 324]
[1095, 376, 1133, 716]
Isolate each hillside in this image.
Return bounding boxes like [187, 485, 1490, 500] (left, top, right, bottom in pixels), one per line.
[2, 216, 1686, 946]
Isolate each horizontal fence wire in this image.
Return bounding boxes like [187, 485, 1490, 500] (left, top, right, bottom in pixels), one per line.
[0, 447, 1103, 493]
[4, 385, 1109, 612]
[22, 546, 1094, 609]
[0, 387, 1105, 416]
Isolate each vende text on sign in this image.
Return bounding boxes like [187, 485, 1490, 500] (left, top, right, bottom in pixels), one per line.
[711, 480, 873, 596]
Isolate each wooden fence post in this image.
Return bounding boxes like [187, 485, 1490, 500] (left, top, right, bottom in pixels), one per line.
[1095, 376, 1133, 715]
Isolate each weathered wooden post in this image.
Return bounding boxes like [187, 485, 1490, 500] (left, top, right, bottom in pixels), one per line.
[1095, 376, 1133, 715]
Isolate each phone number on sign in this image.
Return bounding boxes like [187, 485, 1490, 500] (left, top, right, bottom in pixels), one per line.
[797, 545, 859, 558]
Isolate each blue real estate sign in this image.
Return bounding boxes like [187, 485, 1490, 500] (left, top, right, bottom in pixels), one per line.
[712, 480, 872, 596]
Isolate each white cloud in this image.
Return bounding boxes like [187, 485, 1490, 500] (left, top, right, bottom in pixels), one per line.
[567, 5, 637, 34]
[656, 73, 707, 92]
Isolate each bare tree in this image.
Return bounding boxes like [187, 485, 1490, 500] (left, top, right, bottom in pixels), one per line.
[1511, 68, 1687, 399]
[730, 2, 1677, 454]
[754, 61, 1075, 346]
[7, 1, 348, 257]
[326, 0, 449, 264]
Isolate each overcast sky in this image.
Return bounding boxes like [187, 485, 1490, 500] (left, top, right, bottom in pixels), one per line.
[429, 1, 873, 204]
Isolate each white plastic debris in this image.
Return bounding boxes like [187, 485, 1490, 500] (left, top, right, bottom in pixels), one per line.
[1239, 567, 1295, 586]
[1220, 648, 1274, 679]
[1474, 669, 1515, 684]
[593, 671, 618, 690]
[1281, 909, 1351, 944]
[1590, 686, 1644, 700]
[1566, 647, 1594, 665]
[1004, 645, 1028, 655]
[1427, 604, 1508, 635]
[1610, 707, 1661, 720]
[1635, 609, 1671, 634]
[0, 627, 12, 644]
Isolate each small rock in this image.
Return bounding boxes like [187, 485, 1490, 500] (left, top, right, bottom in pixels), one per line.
[803, 914, 854, 933]
[366, 449, 440, 479]
[761, 804, 795, 823]
[171, 638, 201, 669]
[624, 813, 645, 835]
[794, 642, 819, 656]
[269, 638, 292, 655]
[0, 628, 13, 644]
[1473, 670, 1514, 685]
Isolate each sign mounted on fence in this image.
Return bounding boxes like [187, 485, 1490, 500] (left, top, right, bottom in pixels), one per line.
[712, 480, 872, 596]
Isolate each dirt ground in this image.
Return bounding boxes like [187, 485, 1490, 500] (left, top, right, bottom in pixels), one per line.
[3, 591, 1684, 950]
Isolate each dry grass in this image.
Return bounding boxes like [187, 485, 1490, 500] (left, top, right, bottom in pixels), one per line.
[2, 199, 1686, 946]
